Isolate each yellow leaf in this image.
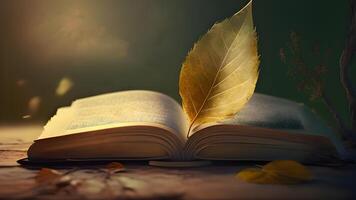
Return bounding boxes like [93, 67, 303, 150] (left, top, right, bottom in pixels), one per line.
[179, 0, 259, 137]
[263, 160, 313, 182]
[56, 77, 73, 96]
[28, 96, 41, 114]
[237, 168, 282, 184]
[35, 168, 62, 184]
[236, 160, 313, 185]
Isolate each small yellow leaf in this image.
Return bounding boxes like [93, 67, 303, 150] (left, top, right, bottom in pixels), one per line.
[237, 168, 267, 183]
[105, 162, 125, 173]
[22, 115, 31, 119]
[263, 160, 313, 182]
[236, 160, 313, 185]
[179, 0, 259, 137]
[28, 96, 41, 114]
[56, 77, 73, 96]
[35, 168, 62, 184]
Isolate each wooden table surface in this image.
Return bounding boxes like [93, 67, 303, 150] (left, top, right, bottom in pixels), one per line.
[0, 125, 355, 200]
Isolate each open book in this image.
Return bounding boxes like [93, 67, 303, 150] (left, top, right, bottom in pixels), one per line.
[27, 90, 347, 163]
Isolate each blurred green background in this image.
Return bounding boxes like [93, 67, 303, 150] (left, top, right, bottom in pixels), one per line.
[0, 0, 354, 130]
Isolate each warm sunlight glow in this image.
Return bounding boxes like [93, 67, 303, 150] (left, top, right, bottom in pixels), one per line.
[25, 3, 128, 64]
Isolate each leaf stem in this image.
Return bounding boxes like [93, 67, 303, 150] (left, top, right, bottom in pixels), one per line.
[186, 122, 194, 138]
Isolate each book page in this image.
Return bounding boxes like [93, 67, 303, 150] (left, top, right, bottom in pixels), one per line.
[193, 93, 346, 158]
[40, 90, 188, 140]
[223, 93, 307, 130]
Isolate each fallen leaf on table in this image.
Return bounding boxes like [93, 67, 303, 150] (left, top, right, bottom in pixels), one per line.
[237, 160, 313, 184]
[263, 160, 313, 182]
[179, 0, 260, 137]
[105, 162, 125, 173]
[35, 168, 62, 184]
